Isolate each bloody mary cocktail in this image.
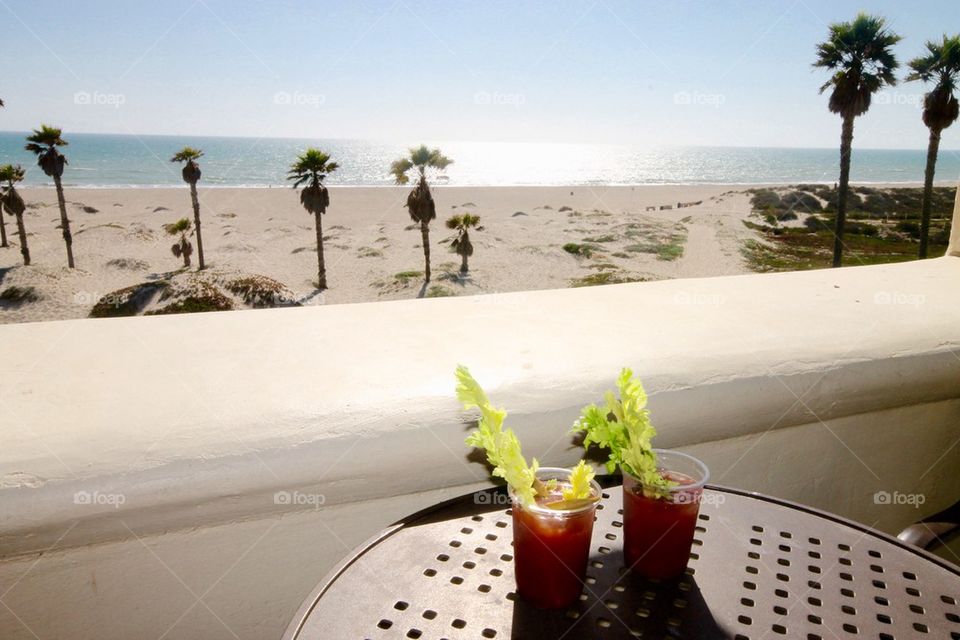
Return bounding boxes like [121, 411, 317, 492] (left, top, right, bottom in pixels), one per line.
[510, 467, 601, 609]
[622, 449, 709, 579]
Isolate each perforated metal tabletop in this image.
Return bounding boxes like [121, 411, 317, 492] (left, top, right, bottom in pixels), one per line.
[283, 483, 960, 639]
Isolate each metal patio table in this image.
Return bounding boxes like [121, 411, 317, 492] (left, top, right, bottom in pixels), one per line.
[283, 481, 960, 639]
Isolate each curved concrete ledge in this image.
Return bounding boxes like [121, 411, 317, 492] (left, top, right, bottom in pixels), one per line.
[1, 258, 959, 558]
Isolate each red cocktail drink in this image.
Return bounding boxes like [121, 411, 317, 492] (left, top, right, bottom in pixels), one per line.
[622, 449, 709, 579]
[510, 467, 601, 609]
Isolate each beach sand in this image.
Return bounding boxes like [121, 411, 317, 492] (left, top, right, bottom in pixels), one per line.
[0, 185, 766, 323]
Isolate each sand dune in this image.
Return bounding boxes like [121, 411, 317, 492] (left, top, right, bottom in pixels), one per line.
[0, 185, 760, 323]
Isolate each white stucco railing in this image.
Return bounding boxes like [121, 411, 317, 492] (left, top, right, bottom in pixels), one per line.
[1, 207, 959, 638]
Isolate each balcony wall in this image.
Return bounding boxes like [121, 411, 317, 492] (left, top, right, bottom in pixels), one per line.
[0, 245, 958, 638]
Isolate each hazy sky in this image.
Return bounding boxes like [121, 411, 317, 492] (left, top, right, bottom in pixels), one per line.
[1, 0, 958, 149]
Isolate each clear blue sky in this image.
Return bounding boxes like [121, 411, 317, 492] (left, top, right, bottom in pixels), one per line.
[1, 0, 957, 149]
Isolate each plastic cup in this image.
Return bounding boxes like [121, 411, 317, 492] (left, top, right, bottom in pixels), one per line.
[509, 467, 601, 608]
[622, 449, 709, 579]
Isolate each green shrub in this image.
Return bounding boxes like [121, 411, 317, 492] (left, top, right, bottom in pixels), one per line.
[780, 191, 822, 212]
[896, 221, 921, 238]
[749, 189, 781, 210]
[563, 243, 598, 257]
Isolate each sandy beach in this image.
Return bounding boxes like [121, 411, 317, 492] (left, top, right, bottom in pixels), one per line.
[0, 183, 903, 324]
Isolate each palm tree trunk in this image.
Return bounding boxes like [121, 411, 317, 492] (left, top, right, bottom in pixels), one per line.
[421, 222, 431, 282]
[182, 238, 191, 267]
[0, 209, 7, 247]
[53, 173, 74, 268]
[15, 213, 29, 265]
[919, 127, 942, 259]
[832, 115, 855, 268]
[190, 182, 205, 270]
[460, 252, 468, 274]
[315, 210, 327, 289]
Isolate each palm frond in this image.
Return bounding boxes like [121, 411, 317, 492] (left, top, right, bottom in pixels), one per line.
[289, 148, 337, 187]
[427, 148, 453, 170]
[25, 124, 67, 148]
[0, 164, 25, 184]
[906, 34, 960, 131]
[164, 218, 192, 235]
[171, 146, 204, 163]
[814, 13, 901, 117]
[390, 158, 413, 185]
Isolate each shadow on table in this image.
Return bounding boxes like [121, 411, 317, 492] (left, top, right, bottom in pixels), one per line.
[511, 572, 727, 639]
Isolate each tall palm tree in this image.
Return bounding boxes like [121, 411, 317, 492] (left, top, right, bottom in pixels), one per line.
[170, 147, 207, 269]
[390, 145, 453, 282]
[446, 213, 482, 275]
[906, 35, 960, 259]
[165, 218, 193, 267]
[0, 164, 30, 265]
[814, 13, 901, 267]
[288, 148, 338, 289]
[25, 125, 74, 267]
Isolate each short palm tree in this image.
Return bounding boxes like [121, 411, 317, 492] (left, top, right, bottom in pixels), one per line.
[288, 148, 338, 289]
[170, 147, 207, 269]
[0, 164, 30, 265]
[165, 218, 193, 267]
[25, 125, 74, 267]
[390, 145, 453, 282]
[906, 34, 960, 259]
[814, 13, 901, 267]
[446, 213, 482, 275]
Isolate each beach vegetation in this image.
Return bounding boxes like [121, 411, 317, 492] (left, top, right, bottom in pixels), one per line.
[394, 270, 423, 283]
[390, 145, 453, 283]
[657, 241, 685, 261]
[906, 34, 960, 258]
[426, 285, 455, 298]
[569, 271, 651, 287]
[357, 246, 383, 258]
[149, 281, 234, 315]
[742, 215, 949, 273]
[89, 282, 168, 317]
[288, 148, 339, 289]
[170, 147, 207, 270]
[0, 164, 30, 265]
[0, 285, 41, 307]
[224, 275, 297, 308]
[446, 213, 482, 275]
[105, 258, 149, 271]
[814, 13, 901, 267]
[563, 242, 598, 257]
[90, 271, 300, 318]
[25, 125, 74, 267]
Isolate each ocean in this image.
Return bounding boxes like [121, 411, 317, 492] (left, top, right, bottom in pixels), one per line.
[0, 132, 957, 188]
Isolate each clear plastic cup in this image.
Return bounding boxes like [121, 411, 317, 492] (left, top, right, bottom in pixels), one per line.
[509, 467, 601, 608]
[622, 449, 709, 579]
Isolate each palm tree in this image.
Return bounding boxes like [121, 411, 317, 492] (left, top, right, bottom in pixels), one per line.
[814, 13, 901, 267]
[390, 145, 453, 282]
[25, 125, 74, 267]
[170, 147, 207, 269]
[906, 35, 960, 259]
[446, 213, 482, 275]
[0, 178, 7, 248]
[0, 164, 30, 265]
[165, 218, 193, 267]
[288, 148, 338, 289]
